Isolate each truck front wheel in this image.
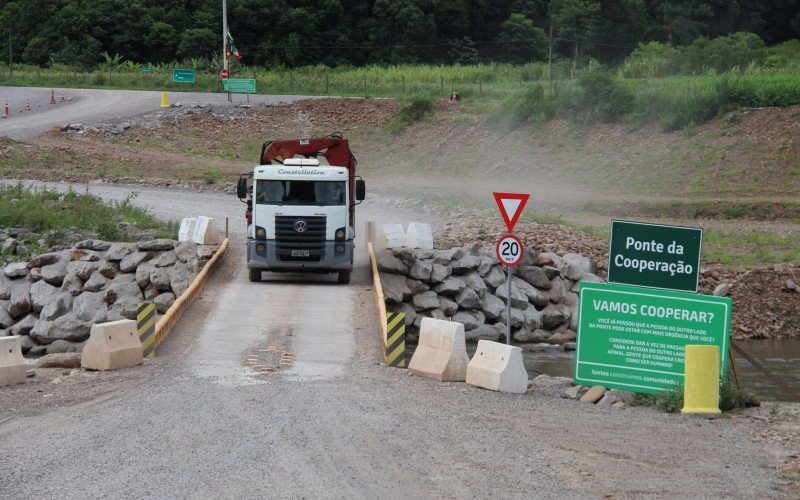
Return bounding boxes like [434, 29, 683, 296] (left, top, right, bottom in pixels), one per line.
[337, 270, 351, 285]
[249, 268, 262, 282]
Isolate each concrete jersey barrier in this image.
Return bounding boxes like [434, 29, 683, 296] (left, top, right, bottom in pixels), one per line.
[81, 319, 144, 371]
[377, 223, 406, 249]
[0, 336, 26, 386]
[406, 222, 433, 249]
[192, 216, 220, 245]
[466, 340, 528, 394]
[408, 317, 469, 382]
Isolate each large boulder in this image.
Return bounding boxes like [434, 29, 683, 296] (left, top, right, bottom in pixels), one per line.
[465, 324, 501, 342]
[60, 272, 84, 296]
[27, 252, 60, 269]
[0, 301, 12, 328]
[453, 310, 484, 331]
[514, 328, 551, 343]
[438, 296, 458, 316]
[3, 262, 28, 279]
[138, 239, 175, 251]
[105, 242, 135, 261]
[76, 240, 112, 251]
[381, 273, 411, 304]
[455, 287, 482, 309]
[430, 263, 451, 284]
[481, 292, 505, 321]
[104, 281, 143, 306]
[544, 276, 566, 305]
[45, 339, 85, 354]
[40, 260, 68, 287]
[36, 352, 82, 368]
[432, 247, 464, 266]
[541, 303, 572, 330]
[69, 249, 102, 262]
[483, 266, 506, 289]
[120, 251, 154, 273]
[561, 253, 597, 281]
[41, 292, 73, 321]
[154, 292, 176, 313]
[495, 281, 529, 309]
[174, 241, 197, 263]
[30, 280, 60, 313]
[407, 260, 433, 282]
[412, 291, 439, 311]
[169, 262, 194, 297]
[136, 261, 156, 289]
[463, 271, 487, 298]
[516, 266, 552, 290]
[433, 276, 467, 297]
[8, 284, 32, 318]
[451, 255, 480, 274]
[9, 314, 36, 336]
[72, 291, 110, 322]
[67, 260, 98, 281]
[406, 278, 429, 295]
[97, 261, 119, 279]
[154, 250, 178, 268]
[150, 268, 172, 292]
[0, 274, 10, 300]
[523, 305, 544, 331]
[29, 314, 90, 344]
[499, 306, 525, 329]
[376, 252, 407, 275]
[83, 272, 109, 292]
[477, 256, 495, 276]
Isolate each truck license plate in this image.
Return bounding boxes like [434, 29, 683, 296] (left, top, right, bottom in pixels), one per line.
[291, 250, 310, 257]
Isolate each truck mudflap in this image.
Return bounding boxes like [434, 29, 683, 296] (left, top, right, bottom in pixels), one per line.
[246, 239, 354, 272]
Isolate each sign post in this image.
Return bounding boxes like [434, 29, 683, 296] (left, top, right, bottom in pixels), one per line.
[172, 68, 195, 84]
[608, 220, 702, 293]
[492, 192, 530, 346]
[574, 282, 731, 394]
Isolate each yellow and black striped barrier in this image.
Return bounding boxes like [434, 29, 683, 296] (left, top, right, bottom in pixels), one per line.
[386, 312, 406, 368]
[137, 302, 156, 358]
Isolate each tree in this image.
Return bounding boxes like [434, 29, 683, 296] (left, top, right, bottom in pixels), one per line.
[177, 28, 217, 60]
[145, 22, 179, 63]
[496, 13, 547, 63]
[549, 0, 600, 61]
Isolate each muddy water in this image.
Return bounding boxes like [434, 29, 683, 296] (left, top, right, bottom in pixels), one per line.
[509, 339, 800, 402]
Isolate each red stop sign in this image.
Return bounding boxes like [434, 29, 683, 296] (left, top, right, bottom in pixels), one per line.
[220, 69, 229, 79]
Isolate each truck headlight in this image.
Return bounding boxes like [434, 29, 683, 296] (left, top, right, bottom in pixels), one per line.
[256, 226, 266, 240]
[335, 227, 346, 240]
[256, 243, 266, 254]
[336, 245, 345, 254]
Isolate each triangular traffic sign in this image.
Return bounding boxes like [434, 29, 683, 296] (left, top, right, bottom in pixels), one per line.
[493, 192, 530, 232]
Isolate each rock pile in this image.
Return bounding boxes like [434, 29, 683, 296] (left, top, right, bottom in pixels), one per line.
[378, 242, 604, 343]
[0, 239, 218, 356]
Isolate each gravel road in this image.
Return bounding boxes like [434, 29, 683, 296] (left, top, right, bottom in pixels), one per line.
[1, 91, 797, 498]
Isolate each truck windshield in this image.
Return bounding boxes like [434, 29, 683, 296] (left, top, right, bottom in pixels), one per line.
[255, 180, 346, 206]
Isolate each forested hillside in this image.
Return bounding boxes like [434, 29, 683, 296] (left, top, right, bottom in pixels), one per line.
[0, 0, 798, 69]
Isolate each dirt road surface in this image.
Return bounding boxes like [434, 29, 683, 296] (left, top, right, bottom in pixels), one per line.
[1, 91, 797, 498]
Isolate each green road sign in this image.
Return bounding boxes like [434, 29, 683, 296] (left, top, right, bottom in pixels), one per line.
[139, 67, 152, 74]
[172, 68, 195, 84]
[608, 220, 702, 293]
[574, 282, 731, 394]
[222, 78, 256, 94]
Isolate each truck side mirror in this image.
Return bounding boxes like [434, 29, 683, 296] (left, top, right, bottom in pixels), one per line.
[237, 177, 248, 199]
[355, 179, 366, 201]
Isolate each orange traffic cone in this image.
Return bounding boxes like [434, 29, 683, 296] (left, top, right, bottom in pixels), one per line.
[60, 91, 65, 102]
[2, 101, 8, 118]
[50, 89, 56, 105]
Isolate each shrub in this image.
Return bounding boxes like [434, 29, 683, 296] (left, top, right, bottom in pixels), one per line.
[630, 371, 759, 413]
[488, 83, 555, 131]
[624, 42, 681, 78]
[575, 68, 634, 122]
[386, 95, 434, 133]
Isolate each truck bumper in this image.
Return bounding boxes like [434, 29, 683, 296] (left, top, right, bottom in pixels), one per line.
[246, 239, 354, 272]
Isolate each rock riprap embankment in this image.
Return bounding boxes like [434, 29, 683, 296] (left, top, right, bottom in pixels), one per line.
[379, 243, 604, 343]
[0, 239, 218, 355]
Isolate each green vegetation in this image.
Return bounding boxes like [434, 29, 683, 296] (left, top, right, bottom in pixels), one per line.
[0, 184, 178, 242]
[631, 373, 760, 414]
[704, 231, 800, 266]
[387, 95, 435, 133]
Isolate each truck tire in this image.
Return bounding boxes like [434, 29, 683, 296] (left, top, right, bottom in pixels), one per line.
[249, 268, 262, 282]
[337, 270, 351, 285]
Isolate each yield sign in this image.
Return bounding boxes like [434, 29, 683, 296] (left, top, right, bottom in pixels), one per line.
[493, 192, 530, 232]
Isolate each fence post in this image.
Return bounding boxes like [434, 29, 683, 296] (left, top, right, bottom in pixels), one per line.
[363, 75, 367, 98]
[289, 71, 293, 91]
[402, 75, 406, 96]
[440, 76, 444, 98]
[325, 73, 329, 94]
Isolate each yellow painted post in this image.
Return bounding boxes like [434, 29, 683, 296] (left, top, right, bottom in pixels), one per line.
[681, 345, 721, 415]
[160, 92, 169, 108]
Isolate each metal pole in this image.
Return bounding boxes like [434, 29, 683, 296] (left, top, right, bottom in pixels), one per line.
[506, 266, 514, 345]
[8, 13, 12, 79]
[222, 0, 229, 74]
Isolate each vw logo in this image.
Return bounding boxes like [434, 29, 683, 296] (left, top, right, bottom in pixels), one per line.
[294, 220, 308, 233]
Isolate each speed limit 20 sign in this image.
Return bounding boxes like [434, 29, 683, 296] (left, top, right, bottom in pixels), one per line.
[496, 234, 525, 267]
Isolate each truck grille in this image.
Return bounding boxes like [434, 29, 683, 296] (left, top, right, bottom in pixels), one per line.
[275, 216, 326, 262]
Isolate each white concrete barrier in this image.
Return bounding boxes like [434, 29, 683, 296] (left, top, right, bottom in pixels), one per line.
[466, 340, 528, 394]
[377, 223, 406, 249]
[81, 320, 144, 371]
[406, 222, 433, 250]
[178, 217, 197, 242]
[408, 318, 469, 382]
[0, 336, 26, 386]
[191, 216, 220, 245]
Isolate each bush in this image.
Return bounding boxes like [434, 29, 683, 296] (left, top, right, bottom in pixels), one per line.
[488, 83, 555, 131]
[630, 371, 759, 413]
[575, 68, 634, 122]
[624, 42, 681, 78]
[386, 95, 434, 133]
